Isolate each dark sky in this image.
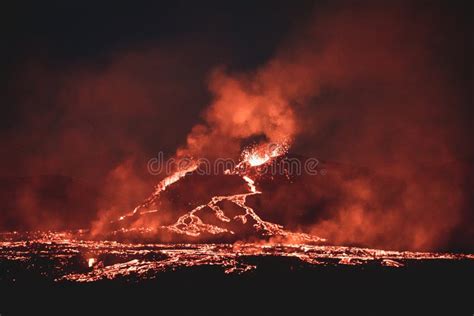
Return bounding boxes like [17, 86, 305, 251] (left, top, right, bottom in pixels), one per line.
[1, 1, 315, 65]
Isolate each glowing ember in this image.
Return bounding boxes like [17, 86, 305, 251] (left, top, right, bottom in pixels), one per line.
[241, 142, 288, 167]
[88, 258, 96, 267]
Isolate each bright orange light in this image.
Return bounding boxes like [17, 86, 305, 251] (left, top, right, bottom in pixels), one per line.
[241, 142, 288, 167]
[88, 258, 96, 267]
[242, 175, 258, 193]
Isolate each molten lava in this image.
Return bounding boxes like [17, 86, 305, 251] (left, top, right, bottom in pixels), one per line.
[117, 162, 199, 221]
[88, 257, 96, 267]
[240, 142, 288, 167]
[111, 142, 323, 243]
[1, 231, 473, 283]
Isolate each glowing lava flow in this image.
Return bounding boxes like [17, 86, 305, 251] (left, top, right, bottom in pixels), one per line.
[162, 166, 323, 242]
[2, 232, 472, 283]
[114, 142, 324, 243]
[117, 163, 199, 221]
[88, 258, 96, 267]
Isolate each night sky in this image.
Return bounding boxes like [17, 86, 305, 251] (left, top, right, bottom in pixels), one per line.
[0, 1, 472, 251]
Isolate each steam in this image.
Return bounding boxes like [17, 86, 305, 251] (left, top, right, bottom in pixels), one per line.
[2, 2, 471, 251]
[175, 68, 298, 160]
[171, 2, 469, 250]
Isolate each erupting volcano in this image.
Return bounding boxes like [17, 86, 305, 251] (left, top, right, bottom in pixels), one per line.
[2, 140, 473, 285]
[0, 1, 472, 309]
[101, 142, 325, 244]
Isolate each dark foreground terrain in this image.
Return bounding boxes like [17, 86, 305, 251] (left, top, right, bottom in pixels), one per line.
[1, 231, 473, 313]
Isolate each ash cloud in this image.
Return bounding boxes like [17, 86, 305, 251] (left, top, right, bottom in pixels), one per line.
[0, 39, 232, 227]
[0, 1, 472, 251]
[174, 1, 472, 250]
[266, 1, 472, 251]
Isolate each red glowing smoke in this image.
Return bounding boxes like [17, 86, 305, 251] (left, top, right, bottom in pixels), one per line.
[1, 1, 472, 251]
